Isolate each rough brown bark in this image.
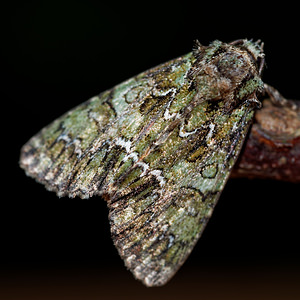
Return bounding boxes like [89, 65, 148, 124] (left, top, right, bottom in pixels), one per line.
[232, 98, 300, 183]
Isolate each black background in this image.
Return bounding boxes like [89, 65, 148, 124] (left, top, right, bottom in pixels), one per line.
[2, 1, 300, 299]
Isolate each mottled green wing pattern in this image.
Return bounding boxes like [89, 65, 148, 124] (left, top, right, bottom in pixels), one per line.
[107, 100, 254, 286]
[20, 53, 194, 198]
[20, 40, 264, 286]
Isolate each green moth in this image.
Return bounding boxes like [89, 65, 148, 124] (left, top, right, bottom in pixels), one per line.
[21, 39, 268, 286]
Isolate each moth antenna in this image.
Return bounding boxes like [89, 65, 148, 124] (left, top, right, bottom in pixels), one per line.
[193, 39, 202, 48]
[192, 39, 203, 59]
[258, 55, 265, 76]
[264, 84, 297, 110]
[229, 39, 245, 46]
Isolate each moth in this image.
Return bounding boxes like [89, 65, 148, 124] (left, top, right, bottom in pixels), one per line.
[20, 39, 282, 286]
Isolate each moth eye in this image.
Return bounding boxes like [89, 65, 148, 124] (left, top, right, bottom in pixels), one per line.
[217, 52, 247, 80]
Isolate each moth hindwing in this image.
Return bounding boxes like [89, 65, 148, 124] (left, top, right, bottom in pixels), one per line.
[20, 39, 265, 286]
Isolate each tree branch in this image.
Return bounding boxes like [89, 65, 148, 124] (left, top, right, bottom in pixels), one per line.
[232, 98, 300, 183]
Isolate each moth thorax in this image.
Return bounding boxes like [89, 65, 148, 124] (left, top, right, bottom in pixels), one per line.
[215, 49, 264, 107]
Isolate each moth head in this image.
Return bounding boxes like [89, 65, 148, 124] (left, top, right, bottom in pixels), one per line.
[190, 39, 265, 109]
[229, 39, 265, 102]
[215, 40, 264, 81]
[230, 39, 265, 74]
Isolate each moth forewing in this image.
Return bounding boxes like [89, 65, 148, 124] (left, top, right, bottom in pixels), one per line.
[20, 39, 264, 286]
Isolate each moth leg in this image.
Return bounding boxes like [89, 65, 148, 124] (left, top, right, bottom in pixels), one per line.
[264, 83, 297, 110]
[245, 93, 262, 109]
[223, 92, 261, 113]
